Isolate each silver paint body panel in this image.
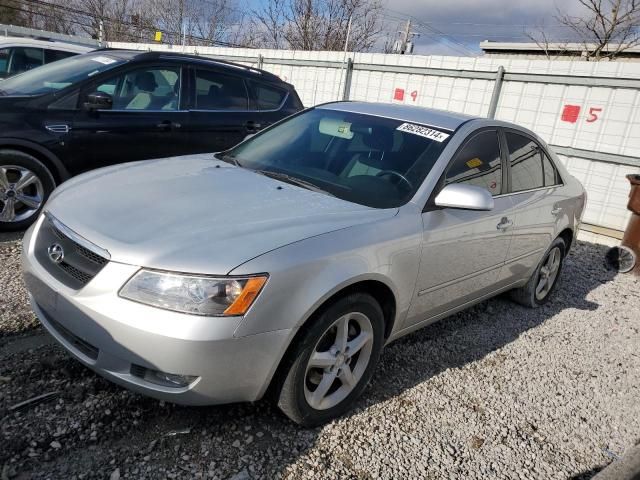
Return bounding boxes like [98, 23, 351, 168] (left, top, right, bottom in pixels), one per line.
[23, 103, 587, 405]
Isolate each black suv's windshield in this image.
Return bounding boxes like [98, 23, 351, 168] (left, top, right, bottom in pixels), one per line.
[0, 53, 126, 96]
[226, 108, 452, 209]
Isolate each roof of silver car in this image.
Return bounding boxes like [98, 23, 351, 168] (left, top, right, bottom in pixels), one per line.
[318, 101, 477, 131]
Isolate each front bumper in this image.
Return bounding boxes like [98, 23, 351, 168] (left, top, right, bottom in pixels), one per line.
[21, 217, 291, 405]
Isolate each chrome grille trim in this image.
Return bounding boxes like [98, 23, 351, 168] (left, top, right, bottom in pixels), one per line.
[45, 212, 111, 261]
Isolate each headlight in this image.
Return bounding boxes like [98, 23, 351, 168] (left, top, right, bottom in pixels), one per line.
[119, 270, 268, 316]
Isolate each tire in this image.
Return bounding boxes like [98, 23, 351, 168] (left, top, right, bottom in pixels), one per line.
[510, 237, 566, 308]
[0, 150, 56, 232]
[276, 293, 385, 427]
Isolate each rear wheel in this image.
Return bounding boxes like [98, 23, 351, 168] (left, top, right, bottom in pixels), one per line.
[510, 237, 566, 308]
[276, 293, 385, 427]
[0, 150, 55, 231]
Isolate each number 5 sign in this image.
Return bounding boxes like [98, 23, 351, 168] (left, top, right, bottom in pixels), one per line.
[586, 107, 603, 123]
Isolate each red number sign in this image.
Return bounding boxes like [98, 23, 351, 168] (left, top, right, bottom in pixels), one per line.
[394, 88, 405, 101]
[587, 107, 603, 123]
[410, 90, 418, 102]
[561, 105, 581, 123]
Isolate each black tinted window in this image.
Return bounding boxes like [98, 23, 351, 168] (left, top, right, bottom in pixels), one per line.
[506, 132, 545, 192]
[445, 130, 502, 196]
[542, 153, 560, 186]
[0, 48, 8, 77]
[45, 49, 77, 64]
[195, 70, 248, 110]
[8, 47, 44, 75]
[249, 81, 287, 110]
[94, 67, 181, 111]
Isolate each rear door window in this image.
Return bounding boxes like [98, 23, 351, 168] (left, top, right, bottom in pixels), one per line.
[542, 153, 561, 186]
[194, 69, 248, 110]
[445, 130, 503, 196]
[506, 132, 545, 192]
[248, 81, 287, 110]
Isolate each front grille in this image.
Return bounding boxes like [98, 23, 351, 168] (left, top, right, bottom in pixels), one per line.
[35, 215, 109, 290]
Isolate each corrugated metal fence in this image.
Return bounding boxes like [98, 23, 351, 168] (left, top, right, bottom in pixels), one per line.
[111, 42, 640, 242]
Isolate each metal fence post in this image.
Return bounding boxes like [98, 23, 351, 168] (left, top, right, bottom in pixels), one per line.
[488, 66, 505, 119]
[342, 58, 354, 101]
[257, 54, 264, 70]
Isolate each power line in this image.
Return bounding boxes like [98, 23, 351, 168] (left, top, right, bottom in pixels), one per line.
[11, 0, 248, 48]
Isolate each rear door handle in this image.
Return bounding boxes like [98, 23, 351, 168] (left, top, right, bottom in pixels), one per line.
[156, 121, 181, 131]
[497, 217, 513, 231]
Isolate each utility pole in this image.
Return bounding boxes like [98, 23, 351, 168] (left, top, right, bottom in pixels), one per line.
[395, 19, 418, 54]
[98, 20, 104, 47]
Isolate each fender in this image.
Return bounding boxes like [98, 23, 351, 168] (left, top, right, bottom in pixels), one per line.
[0, 138, 71, 182]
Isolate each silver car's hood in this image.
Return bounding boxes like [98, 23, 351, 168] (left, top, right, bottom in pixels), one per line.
[46, 155, 397, 274]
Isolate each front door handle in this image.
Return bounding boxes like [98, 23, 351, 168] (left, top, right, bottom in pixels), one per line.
[156, 121, 181, 131]
[245, 121, 262, 132]
[551, 207, 562, 216]
[497, 217, 513, 231]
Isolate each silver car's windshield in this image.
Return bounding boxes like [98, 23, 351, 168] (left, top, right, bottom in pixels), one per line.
[0, 53, 125, 96]
[226, 108, 452, 209]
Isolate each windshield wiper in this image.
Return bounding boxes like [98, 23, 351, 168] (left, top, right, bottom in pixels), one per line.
[256, 170, 335, 197]
[218, 154, 243, 168]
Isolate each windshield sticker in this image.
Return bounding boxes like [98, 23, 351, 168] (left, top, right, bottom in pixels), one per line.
[466, 158, 483, 168]
[319, 118, 354, 140]
[91, 56, 117, 65]
[397, 123, 450, 142]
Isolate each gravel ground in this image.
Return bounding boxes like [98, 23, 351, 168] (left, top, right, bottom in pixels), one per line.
[1, 234, 639, 480]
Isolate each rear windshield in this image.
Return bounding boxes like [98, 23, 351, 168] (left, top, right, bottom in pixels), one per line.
[0, 53, 125, 96]
[226, 108, 452, 209]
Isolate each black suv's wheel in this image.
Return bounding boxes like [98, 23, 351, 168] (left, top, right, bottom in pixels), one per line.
[276, 293, 385, 427]
[0, 150, 56, 231]
[510, 237, 566, 308]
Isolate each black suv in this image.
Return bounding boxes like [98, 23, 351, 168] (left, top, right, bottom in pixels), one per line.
[0, 49, 304, 230]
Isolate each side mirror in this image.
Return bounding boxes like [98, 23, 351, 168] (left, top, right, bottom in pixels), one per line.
[434, 184, 495, 211]
[84, 91, 113, 111]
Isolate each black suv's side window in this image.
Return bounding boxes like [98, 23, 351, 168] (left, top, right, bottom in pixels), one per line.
[445, 130, 503, 196]
[44, 49, 77, 64]
[506, 132, 555, 192]
[248, 80, 287, 110]
[0, 48, 9, 77]
[93, 67, 181, 111]
[194, 69, 248, 111]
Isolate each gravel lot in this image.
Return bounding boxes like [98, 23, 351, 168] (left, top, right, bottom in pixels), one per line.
[1, 233, 639, 480]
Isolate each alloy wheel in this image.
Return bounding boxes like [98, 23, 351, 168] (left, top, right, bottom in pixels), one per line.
[535, 246, 562, 301]
[0, 165, 44, 223]
[304, 312, 374, 411]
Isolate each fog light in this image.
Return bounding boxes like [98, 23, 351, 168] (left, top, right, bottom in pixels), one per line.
[130, 364, 198, 388]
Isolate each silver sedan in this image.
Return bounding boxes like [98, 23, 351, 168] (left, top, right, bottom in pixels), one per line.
[21, 102, 586, 426]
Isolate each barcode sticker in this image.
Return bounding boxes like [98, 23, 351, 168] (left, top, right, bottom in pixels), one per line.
[397, 123, 450, 142]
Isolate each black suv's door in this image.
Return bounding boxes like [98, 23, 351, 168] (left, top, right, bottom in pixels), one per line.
[185, 67, 256, 153]
[69, 64, 189, 173]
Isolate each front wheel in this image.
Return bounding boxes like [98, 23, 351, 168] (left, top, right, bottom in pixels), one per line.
[276, 293, 385, 427]
[0, 150, 56, 232]
[510, 237, 566, 308]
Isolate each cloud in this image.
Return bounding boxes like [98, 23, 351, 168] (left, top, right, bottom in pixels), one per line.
[383, 0, 587, 55]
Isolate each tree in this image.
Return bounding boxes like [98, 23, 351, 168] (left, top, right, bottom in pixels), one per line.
[0, 0, 27, 26]
[530, 0, 640, 61]
[253, 0, 384, 52]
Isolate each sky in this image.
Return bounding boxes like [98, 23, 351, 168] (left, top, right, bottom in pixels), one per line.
[385, 0, 586, 55]
[243, 0, 588, 56]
